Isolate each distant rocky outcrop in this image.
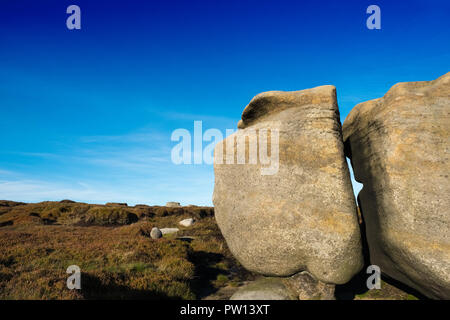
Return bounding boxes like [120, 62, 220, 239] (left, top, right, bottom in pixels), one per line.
[213, 85, 363, 285]
[166, 202, 181, 208]
[343, 72, 450, 299]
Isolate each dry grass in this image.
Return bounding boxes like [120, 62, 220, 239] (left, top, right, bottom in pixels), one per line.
[0, 201, 252, 300]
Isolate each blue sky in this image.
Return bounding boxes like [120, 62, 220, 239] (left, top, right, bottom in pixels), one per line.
[0, 0, 449, 205]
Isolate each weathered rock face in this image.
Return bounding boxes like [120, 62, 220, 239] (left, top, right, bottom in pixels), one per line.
[343, 72, 450, 299]
[213, 85, 363, 284]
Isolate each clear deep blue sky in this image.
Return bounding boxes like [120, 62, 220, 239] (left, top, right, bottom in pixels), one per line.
[1, 0, 449, 205]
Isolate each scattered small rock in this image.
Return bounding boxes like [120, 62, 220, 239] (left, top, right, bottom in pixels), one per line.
[179, 218, 195, 227]
[160, 228, 179, 235]
[150, 227, 162, 239]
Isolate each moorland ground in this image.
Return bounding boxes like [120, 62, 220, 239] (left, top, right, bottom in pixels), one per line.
[0, 200, 418, 300]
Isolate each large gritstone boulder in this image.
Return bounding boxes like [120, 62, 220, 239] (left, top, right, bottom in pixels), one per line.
[213, 85, 363, 284]
[343, 72, 450, 299]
